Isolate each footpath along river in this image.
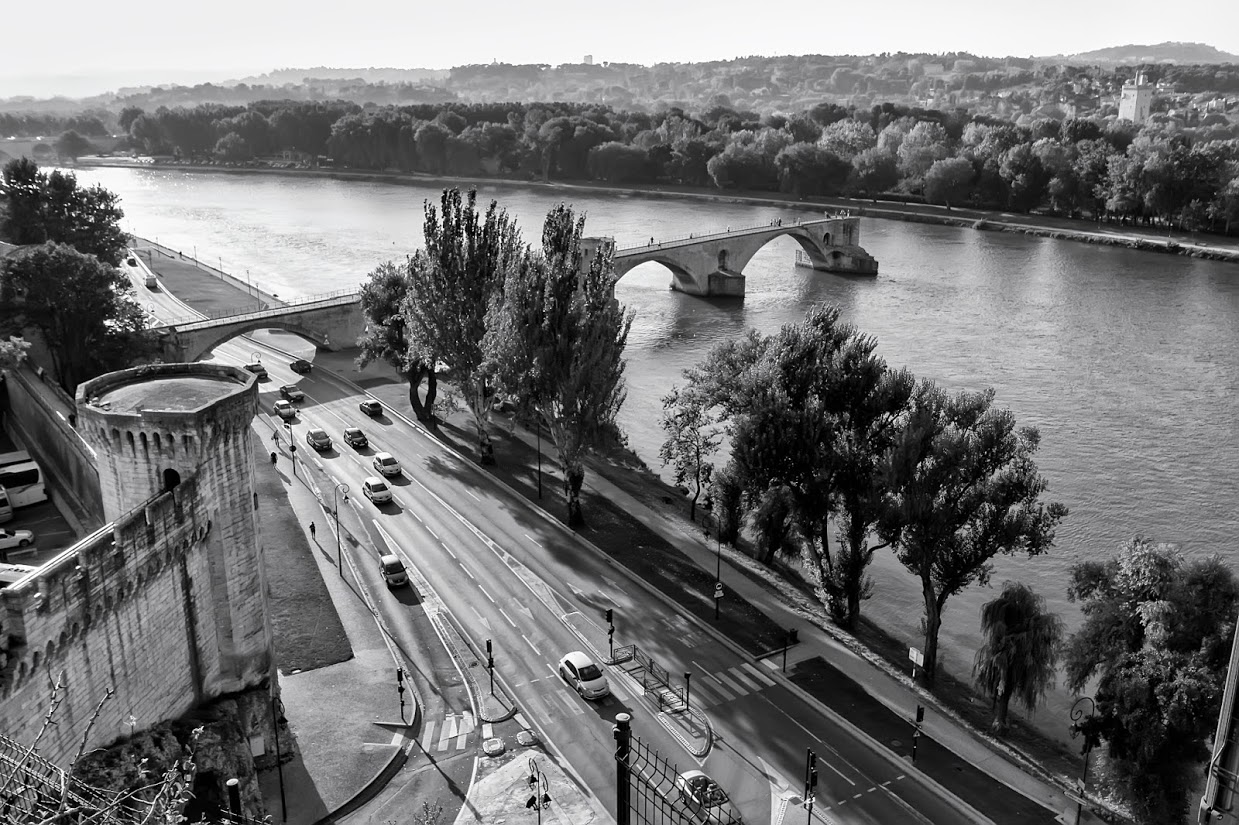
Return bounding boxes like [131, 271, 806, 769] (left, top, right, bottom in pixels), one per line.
[73, 165, 1239, 740]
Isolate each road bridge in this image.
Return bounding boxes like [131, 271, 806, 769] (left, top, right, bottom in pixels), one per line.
[152, 214, 877, 362]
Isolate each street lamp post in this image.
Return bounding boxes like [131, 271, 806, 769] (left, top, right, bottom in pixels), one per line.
[283, 422, 296, 478]
[1070, 696, 1100, 825]
[526, 758, 552, 825]
[333, 483, 349, 577]
[271, 695, 287, 822]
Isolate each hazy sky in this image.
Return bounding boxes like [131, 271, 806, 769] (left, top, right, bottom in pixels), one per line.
[2, 0, 1237, 97]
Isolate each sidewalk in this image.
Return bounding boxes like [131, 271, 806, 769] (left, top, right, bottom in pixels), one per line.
[502, 424, 1105, 825]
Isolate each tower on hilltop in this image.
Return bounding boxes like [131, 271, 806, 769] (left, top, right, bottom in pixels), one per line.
[75, 362, 273, 695]
[1118, 72, 1153, 124]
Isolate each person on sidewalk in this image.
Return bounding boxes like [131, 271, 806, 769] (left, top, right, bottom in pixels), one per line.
[309, 522, 316, 540]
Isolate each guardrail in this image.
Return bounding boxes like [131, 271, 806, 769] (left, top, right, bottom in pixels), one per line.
[156, 288, 361, 328]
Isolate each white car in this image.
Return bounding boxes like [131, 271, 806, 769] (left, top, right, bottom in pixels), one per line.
[557, 651, 610, 700]
[675, 770, 741, 824]
[379, 554, 408, 587]
[272, 400, 295, 420]
[372, 452, 401, 477]
[362, 477, 392, 504]
[0, 528, 35, 554]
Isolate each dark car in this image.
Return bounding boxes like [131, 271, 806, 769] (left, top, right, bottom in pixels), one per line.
[243, 362, 268, 379]
[280, 384, 305, 402]
[289, 359, 313, 374]
[343, 427, 368, 449]
[305, 428, 331, 451]
[359, 400, 383, 417]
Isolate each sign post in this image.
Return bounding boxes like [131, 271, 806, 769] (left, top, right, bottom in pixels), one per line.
[713, 582, 724, 620]
[908, 646, 924, 681]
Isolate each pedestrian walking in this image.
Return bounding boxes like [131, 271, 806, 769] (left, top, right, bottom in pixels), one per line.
[270, 451, 277, 466]
[309, 522, 316, 540]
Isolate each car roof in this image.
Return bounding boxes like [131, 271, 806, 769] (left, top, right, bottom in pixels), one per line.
[282, 383, 298, 389]
[309, 428, 327, 435]
[379, 553, 401, 564]
[364, 476, 387, 486]
[562, 650, 593, 668]
[344, 426, 363, 434]
[375, 451, 394, 459]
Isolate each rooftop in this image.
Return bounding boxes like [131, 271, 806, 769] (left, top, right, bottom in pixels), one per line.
[92, 375, 243, 414]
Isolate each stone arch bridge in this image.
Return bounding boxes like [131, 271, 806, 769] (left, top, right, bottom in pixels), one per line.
[153, 214, 877, 363]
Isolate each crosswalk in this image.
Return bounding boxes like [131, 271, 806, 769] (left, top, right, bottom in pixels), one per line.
[418, 711, 495, 754]
[686, 660, 777, 709]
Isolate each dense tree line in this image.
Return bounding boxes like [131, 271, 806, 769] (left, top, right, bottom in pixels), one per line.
[0, 111, 111, 138]
[114, 98, 1239, 235]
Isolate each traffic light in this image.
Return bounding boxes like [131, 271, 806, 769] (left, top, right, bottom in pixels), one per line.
[486, 639, 492, 655]
[915, 705, 925, 725]
[396, 667, 404, 685]
[605, 608, 613, 625]
[805, 749, 818, 800]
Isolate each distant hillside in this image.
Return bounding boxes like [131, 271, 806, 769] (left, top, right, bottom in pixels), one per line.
[231, 66, 450, 86]
[1053, 41, 1239, 65]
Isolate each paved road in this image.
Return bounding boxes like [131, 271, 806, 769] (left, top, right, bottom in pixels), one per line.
[134, 258, 993, 824]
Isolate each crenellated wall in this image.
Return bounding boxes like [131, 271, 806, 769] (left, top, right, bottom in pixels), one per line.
[0, 474, 222, 765]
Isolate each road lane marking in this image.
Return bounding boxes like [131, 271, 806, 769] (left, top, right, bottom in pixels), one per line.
[713, 670, 749, 695]
[461, 565, 476, 580]
[427, 527, 439, 540]
[420, 722, 436, 752]
[524, 533, 542, 546]
[466, 489, 480, 500]
[499, 608, 517, 627]
[523, 634, 541, 655]
[437, 715, 456, 750]
[478, 584, 496, 603]
[444, 544, 458, 559]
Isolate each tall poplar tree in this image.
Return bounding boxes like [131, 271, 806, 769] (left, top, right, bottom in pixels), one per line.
[484, 204, 633, 525]
[357, 260, 439, 422]
[877, 381, 1067, 687]
[403, 188, 523, 463]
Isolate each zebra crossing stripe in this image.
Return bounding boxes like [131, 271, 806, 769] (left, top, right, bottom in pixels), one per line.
[700, 670, 738, 701]
[437, 715, 457, 751]
[728, 666, 763, 692]
[713, 670, 749, 695]
[456, 711, 472, 750]
[691, 680, 727, 707]
[743, 661, 777, 686]
[482, 722, 494, 739]
[420, 721, 436, 752]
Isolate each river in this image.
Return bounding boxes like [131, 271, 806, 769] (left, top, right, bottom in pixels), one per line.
[72, 166, 1239, 742]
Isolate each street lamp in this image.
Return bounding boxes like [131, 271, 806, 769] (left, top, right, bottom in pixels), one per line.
[333, 483, 349, 577]
[283, 422, 296, 478]
[525, 758, 552, 825]
[1069, 696, 1101, 825]
[271, 694, 287, 822]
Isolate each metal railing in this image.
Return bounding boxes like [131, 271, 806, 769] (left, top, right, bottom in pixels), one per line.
[615, 730, 743, 825]
[614, 213, 849, 253]
[156, 288, 361, 328]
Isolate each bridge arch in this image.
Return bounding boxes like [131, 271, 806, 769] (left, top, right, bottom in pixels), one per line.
[186, 319, 333, 363]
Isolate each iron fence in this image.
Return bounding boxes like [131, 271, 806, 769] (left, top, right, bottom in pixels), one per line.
[614, 717, 742, 825]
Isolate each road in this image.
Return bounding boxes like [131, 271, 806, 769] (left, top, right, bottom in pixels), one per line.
[129, 255, 990, 824]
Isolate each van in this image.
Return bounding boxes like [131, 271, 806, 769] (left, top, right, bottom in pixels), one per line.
[0, 486, 11, 524]
[145, 273, 158, 289]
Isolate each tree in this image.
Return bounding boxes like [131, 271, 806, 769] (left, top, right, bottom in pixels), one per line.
[1063, 538, 1239, 825]
[0, 242, 151, 392]
[404, 188, 523, 463]
[357, 260, 439, 422]
[54, 130, 95, 161]
[923, 157, 975, 209]
[876, 381, 1067, 687]
[848, 148, 899, 199]
[485, 205, 633, 526]
[0, 159, 128, 266]
[0, 335, 31, 369]
[972, 582, 1064, 734]
[213, 132, 252, 162]
[659, 386, 721, 523]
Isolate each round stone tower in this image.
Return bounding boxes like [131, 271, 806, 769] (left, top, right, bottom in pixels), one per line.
[75, 362, 271, 694]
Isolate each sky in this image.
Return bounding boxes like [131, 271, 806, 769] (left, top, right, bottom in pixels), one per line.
[2, 0, 1237, 98]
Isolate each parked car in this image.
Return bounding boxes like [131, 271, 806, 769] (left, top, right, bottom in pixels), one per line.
[359, 400, 383, 417]
[289, 359, 312, 374]
[343, 427, 368, 449]
[362, 476, 392, 504]
[372, 452, 401, 477]
[379, 554, 408, 587]
[0, 528, 36, 554]
[557, 651, 610, 700]
[280, 384, 305, 402]
[305, 428, 331, 451]
[674, 771, 741, 824]
[272, 400, 295, 420]
[243, 362, 268, 379]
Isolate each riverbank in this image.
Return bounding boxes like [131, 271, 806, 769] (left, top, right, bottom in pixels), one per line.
[79, 155, 1239, 265]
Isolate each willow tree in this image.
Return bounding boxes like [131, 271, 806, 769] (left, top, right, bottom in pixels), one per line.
[357, 260, 439, 422]
[484, 204, 633, 526]
[972, 581, 1064, 734]
[877, 381, 1067, 688]
[403, 188, 523, 463]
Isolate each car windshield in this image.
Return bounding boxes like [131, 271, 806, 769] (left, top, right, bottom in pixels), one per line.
[688, 777, 728, 806]
[369, 482, 388, 493]
[382, 558, 404, 574]
[380, 456, 397, 465]
[577, 663, 602, 681]
[311, 430, 326, 439]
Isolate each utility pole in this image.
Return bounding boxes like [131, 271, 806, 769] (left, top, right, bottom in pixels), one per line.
[804, 748, 818, 824]
[614, 713, 632, 825]
[486, 639, 495, 695]
[606, 608, 615, 660]
[911, 704, 925, 763]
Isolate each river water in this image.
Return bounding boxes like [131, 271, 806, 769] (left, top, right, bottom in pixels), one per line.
[73, 167, 1239, 741]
